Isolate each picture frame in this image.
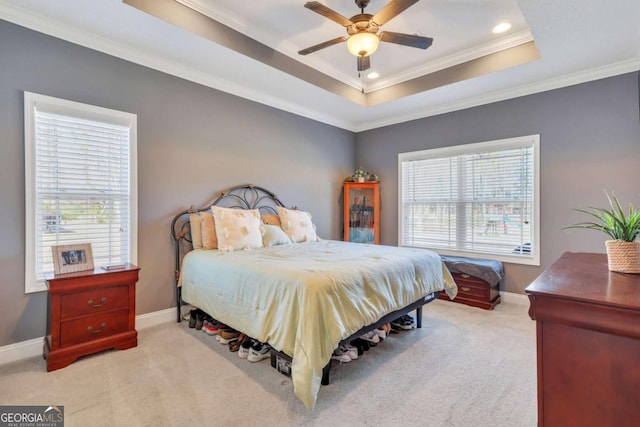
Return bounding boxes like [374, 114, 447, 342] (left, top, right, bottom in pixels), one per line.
[51, 243, 95, 275]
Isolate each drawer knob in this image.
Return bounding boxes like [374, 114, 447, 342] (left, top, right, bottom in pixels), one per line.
[461, 274, 470, 279]
[87, 297, 107, 308]
[461, 286, 471, 292]
[88, 322, 106, 334]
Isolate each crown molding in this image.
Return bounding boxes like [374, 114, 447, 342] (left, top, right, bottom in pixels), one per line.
[366, 30, 534, 92]
[0, 1, 357, 131]
[176, 0, 535, 94]
[354, 56, 640, 132]
[2, 1, 638, 134]
[176, 0, 363, 90]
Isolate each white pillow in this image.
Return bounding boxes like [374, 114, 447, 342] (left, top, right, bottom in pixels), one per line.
[262, 224, 292, 247]
[276, 207, 319, 243]
[212, 206, 263, 252]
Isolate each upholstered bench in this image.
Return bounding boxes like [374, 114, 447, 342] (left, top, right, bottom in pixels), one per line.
[439, 255, 503, 310]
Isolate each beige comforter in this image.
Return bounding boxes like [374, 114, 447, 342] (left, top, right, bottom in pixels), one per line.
[180, 240, 456, 409]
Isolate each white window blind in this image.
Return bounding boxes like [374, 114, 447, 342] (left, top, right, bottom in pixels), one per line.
[24, 92, 137, 293]
[398, 135, 539, 265]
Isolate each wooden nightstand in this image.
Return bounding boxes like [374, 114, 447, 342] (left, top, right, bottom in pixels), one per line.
[439, 256, 503, 310]
[439, 272, 501, 310]
[43, 264, 139, 371]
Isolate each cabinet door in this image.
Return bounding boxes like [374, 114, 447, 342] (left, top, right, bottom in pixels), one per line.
[344, 183, 380, 244]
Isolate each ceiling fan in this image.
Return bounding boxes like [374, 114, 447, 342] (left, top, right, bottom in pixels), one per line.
[298, 0, 433, 72]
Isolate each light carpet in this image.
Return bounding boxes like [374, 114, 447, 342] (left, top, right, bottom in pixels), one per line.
[0, 300, 537, 426]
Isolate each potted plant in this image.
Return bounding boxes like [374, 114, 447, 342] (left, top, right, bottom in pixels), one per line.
[564, 191, 640, 273]
[352, 167, 368, 183]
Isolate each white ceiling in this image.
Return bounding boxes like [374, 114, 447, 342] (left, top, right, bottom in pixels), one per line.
[176, 0, 533, 92]
[1, 0, 639, 132]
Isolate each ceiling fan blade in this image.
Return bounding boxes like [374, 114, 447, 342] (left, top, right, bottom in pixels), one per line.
[379, 31, 433, 49]
[357, 55, 371, 72]
[304, 1, 353, 27]
[372, 0, 420, 26]
[298, 36, 348, 55]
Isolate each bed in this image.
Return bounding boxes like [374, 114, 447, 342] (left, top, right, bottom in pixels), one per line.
[171, 184, 457, 409]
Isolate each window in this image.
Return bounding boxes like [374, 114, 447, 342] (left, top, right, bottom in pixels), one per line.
[398, 135, 539, 265]
[24, 92, 137, 293]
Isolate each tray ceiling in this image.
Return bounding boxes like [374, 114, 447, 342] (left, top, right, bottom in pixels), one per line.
[1, 0, 639, 131]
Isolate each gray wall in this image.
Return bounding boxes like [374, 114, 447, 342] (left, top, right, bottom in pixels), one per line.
[0, 21, 355, 347]
[356, 72, 640, 294]
[2, 18, 639, 349]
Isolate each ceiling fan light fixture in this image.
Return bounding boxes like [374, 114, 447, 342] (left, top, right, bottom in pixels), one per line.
[367, 71, 380, 79]
[347, 32, 380, 57]
[300, 0, 432, 72]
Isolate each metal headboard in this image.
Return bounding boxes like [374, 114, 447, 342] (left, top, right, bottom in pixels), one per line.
[170, 184, 287, 322]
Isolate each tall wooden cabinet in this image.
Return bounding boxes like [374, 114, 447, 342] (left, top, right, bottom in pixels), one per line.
[526, 252, 640, 426]
[343, 182, 380, 244]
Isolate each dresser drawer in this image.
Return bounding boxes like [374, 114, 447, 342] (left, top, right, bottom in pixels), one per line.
[60, 309, 130, 347]
[60, 286, 129, 319]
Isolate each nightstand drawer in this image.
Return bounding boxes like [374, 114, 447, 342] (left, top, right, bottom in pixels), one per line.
[454, 282, 488, 299]
[452, 274, 489, 295]
[60, 286, 129, 319]
[60, 309, 130, 347]
[451, 273, 487, 286]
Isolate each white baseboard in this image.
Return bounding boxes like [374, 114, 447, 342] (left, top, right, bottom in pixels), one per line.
[1, 295, 530, 365]
[0, 337, 45, 366]
[0, 307, 177, 366]
[135, 307, 176, 329]
[500, 291, 530, 306]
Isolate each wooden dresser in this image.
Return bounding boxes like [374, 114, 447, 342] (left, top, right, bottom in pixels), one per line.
[44, 264, 139, 371]
[526, 252, 640, 426]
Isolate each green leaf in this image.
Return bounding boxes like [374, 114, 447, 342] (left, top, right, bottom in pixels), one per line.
[563, 191, 640, 242]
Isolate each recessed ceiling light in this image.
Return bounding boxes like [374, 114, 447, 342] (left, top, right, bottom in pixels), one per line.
[492, 21, 512, 34]
[367, 72, 380, 80]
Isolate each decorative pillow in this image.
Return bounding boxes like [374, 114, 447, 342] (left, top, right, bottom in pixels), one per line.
[189, 214, 204, 250]
[261, 214, 281, 226]
[276, 207, 319, 243]
[200, 211, 218, 250]
[212, 206, 263, 252]
[262, 224, 292, 247]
